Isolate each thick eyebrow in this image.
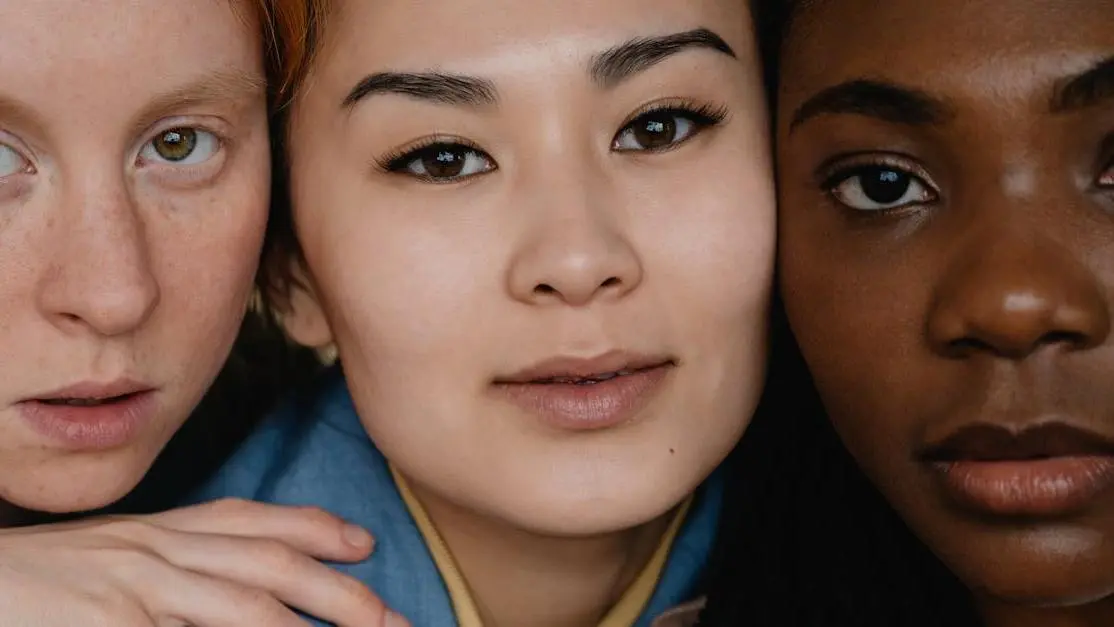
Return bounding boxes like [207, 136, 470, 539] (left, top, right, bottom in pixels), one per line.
[788, 79, 955, 133]
[1052, 55, 1114, 113]
[343, 72, 497, 108]
[590, 28, 736, 88]
[341, 27, 734, 110]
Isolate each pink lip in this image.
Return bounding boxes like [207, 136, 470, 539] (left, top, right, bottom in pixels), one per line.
[18, 379, 158, 450]
[493, 352, 675, 430]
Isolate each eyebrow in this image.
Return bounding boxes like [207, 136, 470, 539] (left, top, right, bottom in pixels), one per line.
[590, 28, 737, 88]
[343, 72, 497, 108]
[788, 79, 955, 132]
[341, 27, 736, 109]
[1052, 55, 1114, 113]
[134, 68, 266, 133]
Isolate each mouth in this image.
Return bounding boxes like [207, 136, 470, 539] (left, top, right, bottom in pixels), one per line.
[920, 422, 1114, 463]
[33, 391, 148, 407]
[492, 351, 676, 430]
[496, 352, 676, 386]
[920, 422, 1114, 517]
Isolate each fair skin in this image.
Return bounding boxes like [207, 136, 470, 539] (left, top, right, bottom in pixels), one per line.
[281, 0, 773, 624]
[0, 1, 397, 625]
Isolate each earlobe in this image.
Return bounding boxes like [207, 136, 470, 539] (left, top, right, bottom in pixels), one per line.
[278, 266, 335, 349]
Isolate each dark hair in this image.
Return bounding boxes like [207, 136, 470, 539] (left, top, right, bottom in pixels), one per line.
[698, 2, 982, 624]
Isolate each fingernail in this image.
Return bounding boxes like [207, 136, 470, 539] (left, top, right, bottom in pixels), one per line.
[385, 610, 409, 627]
[343, 523, 373, 550]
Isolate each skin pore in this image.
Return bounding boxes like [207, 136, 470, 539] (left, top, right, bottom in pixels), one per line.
[776, 0, 1114, 625]
[277, 0, 773, 624]
[0, 0, 269, 520]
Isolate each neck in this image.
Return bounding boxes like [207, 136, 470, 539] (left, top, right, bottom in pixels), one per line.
[979, 594, 1114, 627]
[407, 479, 678, 627]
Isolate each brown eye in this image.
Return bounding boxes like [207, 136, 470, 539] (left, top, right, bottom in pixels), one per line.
[140, 127, 219, 166]
[829, 165, 936, 212]
[612, 105, 724, 153]
[153, 129, 197, 161]
[387, 142, 495, 182]
[631, 112, 678, 150]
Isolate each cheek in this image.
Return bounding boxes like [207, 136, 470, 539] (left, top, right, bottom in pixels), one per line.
[653, 156, 776, 345]
[146, 151, 269, 355]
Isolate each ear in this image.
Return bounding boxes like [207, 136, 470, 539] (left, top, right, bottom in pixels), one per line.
[276, 262, 334, 350]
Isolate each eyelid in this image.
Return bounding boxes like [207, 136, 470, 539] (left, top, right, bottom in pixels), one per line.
[374, 134, 491, 173]
[133, 116, 231, 164]
[0, 130, 36, 171]
[817, 151, 939, 193]
[617, 97, 729, 131]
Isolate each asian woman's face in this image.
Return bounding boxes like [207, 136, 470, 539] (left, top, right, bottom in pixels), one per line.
[283, 0, 774, 535]
[0, 0, 269, 513]
[779, 0, 1114, 610]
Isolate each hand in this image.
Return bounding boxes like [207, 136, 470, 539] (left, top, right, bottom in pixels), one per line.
[0, 498, 409, 627]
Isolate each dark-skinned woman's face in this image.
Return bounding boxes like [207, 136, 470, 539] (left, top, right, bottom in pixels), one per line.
[778, 0, 1114, 608]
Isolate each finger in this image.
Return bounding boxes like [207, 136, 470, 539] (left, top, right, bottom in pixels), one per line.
[115, 549, 309, 627]
[143, 499, 373, 562]
[121, 527, 397, 627]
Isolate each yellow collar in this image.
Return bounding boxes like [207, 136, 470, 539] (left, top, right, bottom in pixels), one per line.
[390, 466, 692, 627]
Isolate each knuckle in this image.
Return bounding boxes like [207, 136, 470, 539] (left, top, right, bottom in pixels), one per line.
[290, 504, 342, 529]
[245, 537, 304, 574]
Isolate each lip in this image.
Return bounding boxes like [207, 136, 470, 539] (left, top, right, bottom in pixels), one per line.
[17, 379, 158, 450]
[493, 351, 675, 430]
[920, 422, 1114, 517]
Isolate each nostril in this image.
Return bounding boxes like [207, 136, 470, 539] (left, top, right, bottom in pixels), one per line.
[600, 276, 621, 288]
[534, 283, 557, 295]
[945, 330, 1091, 359]
[1041, 330, 1089, 348]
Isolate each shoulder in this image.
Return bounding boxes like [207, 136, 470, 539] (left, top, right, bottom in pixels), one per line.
[184, 367, 380, 505]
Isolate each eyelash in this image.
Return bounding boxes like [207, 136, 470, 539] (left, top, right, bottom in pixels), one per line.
[374, 99, 729, 183]
[613, 99, 729, 152]
[376, 136, 487, 178]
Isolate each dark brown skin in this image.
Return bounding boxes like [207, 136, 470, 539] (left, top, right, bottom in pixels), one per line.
[776, 0, 1114, 625]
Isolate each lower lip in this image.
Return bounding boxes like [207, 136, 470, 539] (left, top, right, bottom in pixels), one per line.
[493, 365, 672, 431]
[933, 456, 1114, 517]
[17, 392, 157, 450]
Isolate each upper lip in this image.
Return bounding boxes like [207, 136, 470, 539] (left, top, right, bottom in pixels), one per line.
[919, 421, 1114, 463]
[25, 379, 155, 402]
[496, 351, 675, 384]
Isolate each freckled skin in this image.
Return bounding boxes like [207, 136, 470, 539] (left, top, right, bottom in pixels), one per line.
[778, 0, 1114, 624]
[0, 0, 269, 516]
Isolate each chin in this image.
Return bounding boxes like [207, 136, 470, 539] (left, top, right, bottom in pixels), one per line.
[490, 476, 697, 538]
[0, 451, 154, 515]
[942, 527, 1114, 609]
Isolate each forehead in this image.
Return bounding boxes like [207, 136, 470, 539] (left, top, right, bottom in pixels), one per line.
[0, 0, 261, 113]
[319, 0, 752, 74]
[782, 0, 1114, 103]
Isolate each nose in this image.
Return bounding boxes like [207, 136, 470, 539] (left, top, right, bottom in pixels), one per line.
[506, 167, 643, 307]
[927, 230, 1109, 359]
[37, 174, 160, 337]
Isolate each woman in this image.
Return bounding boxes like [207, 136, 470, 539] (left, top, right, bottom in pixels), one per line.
[704, 0, 1114, 625]
[190, 0, 777, 624]
[0, 1, 394, 624]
